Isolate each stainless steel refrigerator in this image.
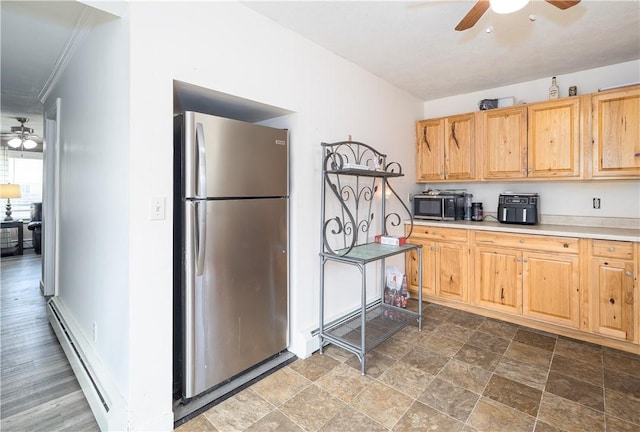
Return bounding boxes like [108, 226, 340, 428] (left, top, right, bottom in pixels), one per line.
[174, 112, 288, 400]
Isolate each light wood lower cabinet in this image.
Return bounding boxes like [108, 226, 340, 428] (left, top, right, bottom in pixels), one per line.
[406, 226, 468, 302]
[407, 224, 639, 351]
[589, 240, 636, 342]
[473, 231, 581, 328]
[474, 245, 522, 314]
[522, 251, 580, 328]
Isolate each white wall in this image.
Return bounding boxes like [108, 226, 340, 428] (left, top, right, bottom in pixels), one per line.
[420, 61, 640, 221]
[126, 2, 422, 430]
[43, 9, 131, 429]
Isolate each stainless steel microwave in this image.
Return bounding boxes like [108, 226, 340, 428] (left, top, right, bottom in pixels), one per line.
[413, 194, 463, 221]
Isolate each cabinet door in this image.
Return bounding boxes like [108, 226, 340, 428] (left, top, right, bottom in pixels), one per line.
[435, 241, 468, 301]
[406, 240, 436, 296]
[591, 86, 640, 178]
[444, 114, 475, 180]
[523, 252, 580, 328]
[527, 98, 581, 179]
[480, 107, 528, 179]
[590, 258, 635, 341]
[474, 246, 522, 314]
[416, 119, 444, 181]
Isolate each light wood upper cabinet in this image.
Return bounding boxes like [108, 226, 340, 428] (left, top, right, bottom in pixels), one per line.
[590, 85, 640, 178]
[479, 107, 528, 179]
[415, 113, 475, 182]
[527, 97, 582, 179]
[444, 114, 475, 180]
[416, 118, 444, 181]
[420, 86, 639, 182]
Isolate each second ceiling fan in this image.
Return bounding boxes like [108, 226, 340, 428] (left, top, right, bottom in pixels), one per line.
[455, 0, 581, 31]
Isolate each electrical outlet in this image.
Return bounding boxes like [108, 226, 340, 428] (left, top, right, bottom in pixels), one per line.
[593, 198, 601, 209]
[93, 322, 97, 342]
[149, 196, 166, 220]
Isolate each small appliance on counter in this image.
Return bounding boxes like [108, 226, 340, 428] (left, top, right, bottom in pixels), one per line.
[497, 193, 539, 225]
[413, 189, 465, 221]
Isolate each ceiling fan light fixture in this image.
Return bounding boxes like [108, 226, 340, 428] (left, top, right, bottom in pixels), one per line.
[490, 0, 529, 14]
[7, 138, 22, 148]
[23, 139, 37, 150]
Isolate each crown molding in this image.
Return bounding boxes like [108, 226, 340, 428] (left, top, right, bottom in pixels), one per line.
[38, 6, 96, 104]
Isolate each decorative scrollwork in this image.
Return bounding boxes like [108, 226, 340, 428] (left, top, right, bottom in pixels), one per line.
[321, 141, 413, 256]
[323, 141, 386, 172]
[385, 161, 403, 174]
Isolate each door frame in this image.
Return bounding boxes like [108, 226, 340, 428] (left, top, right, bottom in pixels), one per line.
[43, 98, 61, 297]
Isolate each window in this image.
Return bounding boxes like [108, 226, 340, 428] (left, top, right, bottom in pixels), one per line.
[0, 148, 43, 221]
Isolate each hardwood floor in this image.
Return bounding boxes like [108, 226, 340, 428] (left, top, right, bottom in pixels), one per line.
[1, 251, 99, 431]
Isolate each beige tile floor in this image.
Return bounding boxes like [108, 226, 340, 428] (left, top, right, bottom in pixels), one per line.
[175, 301, 640, 431]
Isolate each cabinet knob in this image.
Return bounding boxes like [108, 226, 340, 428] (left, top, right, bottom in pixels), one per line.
[626, 271, 633, 277]
[563, 243, 569, 248]
[516, 257, 521, 262]
[609, 247, 615, 252]
[519, 239, 524, 243]
[609, 298, 615, 305]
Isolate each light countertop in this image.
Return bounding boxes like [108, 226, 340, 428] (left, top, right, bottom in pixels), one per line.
[407, 219, 640, 242]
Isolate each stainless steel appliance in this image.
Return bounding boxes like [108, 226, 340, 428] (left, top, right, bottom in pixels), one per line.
[174, 112, 288, 400]
[497, 193, 539, 225]
[413, 193, 464, 221]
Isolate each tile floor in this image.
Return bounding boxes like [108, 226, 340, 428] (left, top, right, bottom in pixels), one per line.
[175, 301, 640, 431]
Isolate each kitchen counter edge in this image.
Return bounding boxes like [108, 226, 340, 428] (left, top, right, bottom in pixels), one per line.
[406, 219, 640, 242]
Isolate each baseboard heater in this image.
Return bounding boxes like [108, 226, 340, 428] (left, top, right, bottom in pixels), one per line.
[48, 300, 110, 413]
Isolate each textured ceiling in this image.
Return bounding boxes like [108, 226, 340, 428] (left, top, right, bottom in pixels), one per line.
[245, 0, 640, 100]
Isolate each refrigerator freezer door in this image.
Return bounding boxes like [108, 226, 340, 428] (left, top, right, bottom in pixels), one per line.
[183, 198, 288, 398]
[184, 112, 288, 199]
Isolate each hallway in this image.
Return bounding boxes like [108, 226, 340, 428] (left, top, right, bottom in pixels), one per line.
[0, 251, 99, 431]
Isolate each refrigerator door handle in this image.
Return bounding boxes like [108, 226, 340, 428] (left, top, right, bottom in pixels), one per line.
[195, 200, 206, 276]
[196, 122, 207, 199]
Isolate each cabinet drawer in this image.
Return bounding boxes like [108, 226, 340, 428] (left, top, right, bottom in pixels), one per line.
[409, 225, 468, 242]
[591, 240, 634, 260]
[474, 231, 579, 253]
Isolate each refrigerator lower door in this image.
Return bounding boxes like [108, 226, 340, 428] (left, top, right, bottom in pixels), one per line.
[183, 198, 288, 398]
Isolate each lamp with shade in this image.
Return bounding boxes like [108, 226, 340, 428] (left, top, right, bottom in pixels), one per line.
[0, 184, 22, 221]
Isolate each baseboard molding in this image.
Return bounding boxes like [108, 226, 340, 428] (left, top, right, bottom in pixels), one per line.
[47, 297, 128, 431]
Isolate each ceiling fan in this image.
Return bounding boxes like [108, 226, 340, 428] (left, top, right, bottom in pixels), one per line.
[455, 0, 581, 31]
[1, 117, 40, 150]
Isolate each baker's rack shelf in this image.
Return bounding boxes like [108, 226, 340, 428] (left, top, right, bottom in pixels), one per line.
[318, 140, 422, 374]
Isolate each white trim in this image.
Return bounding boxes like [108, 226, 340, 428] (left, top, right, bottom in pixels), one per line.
[43, 99, 61, 297]
[38, 7, 96, 104]
[47, 297, 128, 431]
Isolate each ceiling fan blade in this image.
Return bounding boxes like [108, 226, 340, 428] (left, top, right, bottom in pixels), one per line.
[455, 0, 490, 31]
[545, 0, 581, 10]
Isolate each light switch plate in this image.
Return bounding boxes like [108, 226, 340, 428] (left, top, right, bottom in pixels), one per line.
[149, 196, 166, 220]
